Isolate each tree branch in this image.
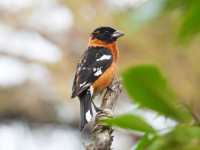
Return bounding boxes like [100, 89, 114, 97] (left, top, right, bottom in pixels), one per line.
[84, 78, 122, 150]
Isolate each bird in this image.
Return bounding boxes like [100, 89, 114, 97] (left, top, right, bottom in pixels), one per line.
[71, 26, 124, 131]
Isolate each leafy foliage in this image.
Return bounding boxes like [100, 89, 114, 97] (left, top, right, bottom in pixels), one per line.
[102, 65, 197, 150]
[126, 0, 200, 41]
[123, 66, 189, 122]
[179, 0, 200, 40]
[132, 133, 157, 150]
[102, 113, 155, 133]
[149, 126, 200, 150]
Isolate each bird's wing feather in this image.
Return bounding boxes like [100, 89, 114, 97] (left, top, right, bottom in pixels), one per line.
[71, 46, 113, 98]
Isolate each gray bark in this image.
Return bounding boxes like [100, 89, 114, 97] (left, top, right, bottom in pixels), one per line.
[84, 78, 122, 150]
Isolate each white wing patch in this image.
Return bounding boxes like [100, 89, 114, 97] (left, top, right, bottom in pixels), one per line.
[80, 81, 86, 87]
[96, 55, 111, 61]
[94, 68, 102, 76]
[86, 110, 92, 122]
[90, 86, 94, 96]
[83, 83, 91, 88]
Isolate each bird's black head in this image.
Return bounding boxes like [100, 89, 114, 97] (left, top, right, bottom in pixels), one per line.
[91, 27, 124, 43]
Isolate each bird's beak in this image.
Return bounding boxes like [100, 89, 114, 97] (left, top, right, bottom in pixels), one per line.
[112, 30, 124, 38]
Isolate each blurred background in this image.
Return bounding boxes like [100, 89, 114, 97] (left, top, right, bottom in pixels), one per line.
[0, 0, 200, 149]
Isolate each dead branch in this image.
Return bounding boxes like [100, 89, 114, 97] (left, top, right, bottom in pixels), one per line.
[84, 78, 122, 150]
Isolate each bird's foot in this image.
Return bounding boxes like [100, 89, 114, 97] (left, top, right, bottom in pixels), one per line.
[107, 86, 114, 92]
[91, 100, 102, 113]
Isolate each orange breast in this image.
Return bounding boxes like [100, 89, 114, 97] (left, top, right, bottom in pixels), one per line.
[92, 62, 116, 91]
[89, 36, 118, 92]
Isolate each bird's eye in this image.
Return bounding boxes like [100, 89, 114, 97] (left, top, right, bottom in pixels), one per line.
[105, 31, 109, 34]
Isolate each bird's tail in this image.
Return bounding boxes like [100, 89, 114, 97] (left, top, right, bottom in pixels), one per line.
[78, 89, 93, 131]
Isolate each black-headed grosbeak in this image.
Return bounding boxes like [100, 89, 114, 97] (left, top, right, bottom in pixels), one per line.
[71, 27, 124, 130]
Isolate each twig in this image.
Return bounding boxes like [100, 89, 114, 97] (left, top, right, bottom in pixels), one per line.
[184, 103, 200, 125]
[84, 78, 122, 150]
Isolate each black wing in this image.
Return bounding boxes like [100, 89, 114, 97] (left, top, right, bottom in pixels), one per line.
[71, 46, 113, 98]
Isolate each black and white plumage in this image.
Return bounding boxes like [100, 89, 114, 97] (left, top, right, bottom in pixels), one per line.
[71, 26, 124, 131]
[72, 46, 113, 99]
[71, 46, 113, 130]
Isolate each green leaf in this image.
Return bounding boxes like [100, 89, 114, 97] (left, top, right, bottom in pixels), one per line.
[132, 133, 157, 150]
[179, 0, 200, 41]
[101, 113, 155, 133]
[149, 126, 200, 150]
[122, 65, 189, 122]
